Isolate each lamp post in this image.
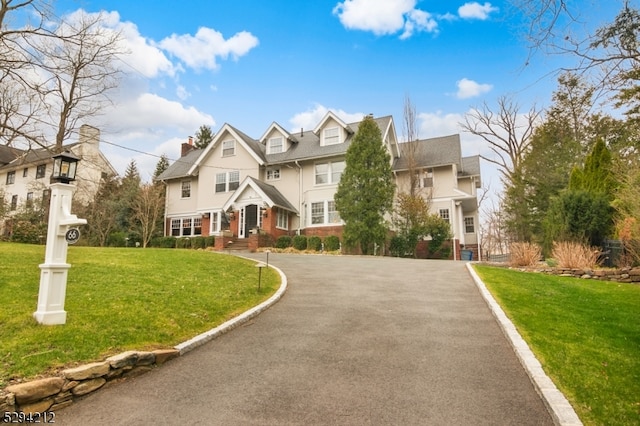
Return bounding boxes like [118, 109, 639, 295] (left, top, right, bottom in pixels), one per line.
[33, 151, 86, 325]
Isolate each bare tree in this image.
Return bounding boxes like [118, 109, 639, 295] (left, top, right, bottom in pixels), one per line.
[131, 183, 165, 248]
[461, 96, 541, 185]
[0, 4, 125, 152]
[401, 94, 421, 196]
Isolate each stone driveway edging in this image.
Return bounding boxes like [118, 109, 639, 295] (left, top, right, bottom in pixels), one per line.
[466, 262, 583, 426]
[174, 259, 288, 355]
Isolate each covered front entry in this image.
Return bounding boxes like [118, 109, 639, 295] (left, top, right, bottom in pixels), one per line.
[238, 204, 260, 238]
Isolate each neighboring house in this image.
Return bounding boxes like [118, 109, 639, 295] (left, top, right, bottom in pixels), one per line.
[0, 124, 117, 235]
[157, 112, 481, 258]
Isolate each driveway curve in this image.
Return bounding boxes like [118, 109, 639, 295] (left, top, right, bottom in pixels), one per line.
[56, 254, 552, 425]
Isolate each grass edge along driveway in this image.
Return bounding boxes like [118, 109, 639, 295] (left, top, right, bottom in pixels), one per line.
[473, 264, 640, 426]
[0, 243, 279, 388]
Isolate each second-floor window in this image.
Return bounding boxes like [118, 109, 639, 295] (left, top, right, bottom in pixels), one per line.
[6, 171, 15, 185]
[215, 170, 239, 193]
[26, 192, 33, 208]
[266, 167, 280, 181]
[181, 180, 191, 198]
[315, 161, 345, 185]
[36, 164, 46, 179]
[23, 168, 28, 177]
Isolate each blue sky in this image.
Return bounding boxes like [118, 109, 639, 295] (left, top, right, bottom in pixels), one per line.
[53, 0, 624, 194]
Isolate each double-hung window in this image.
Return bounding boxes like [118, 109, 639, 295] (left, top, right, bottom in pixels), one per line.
[181, 180, 191, 198]
[323, 127, 340, 145]
[310, 200, 341, 225]
[315, 160, 345, 185]
[36, 164, 46, 179]
[439, 209, 450, 223]
[276, 209, 288, 229]
[268, 137, 283, 154]
[10, 195, 17, 210]
[6, 171, 15, 185]
[222, 140, 235, 156]
[464, 217, 475, 233]
[216, 170, 240, 193]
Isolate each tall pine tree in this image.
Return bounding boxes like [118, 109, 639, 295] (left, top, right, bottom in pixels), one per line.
[334, 116, 395, 255]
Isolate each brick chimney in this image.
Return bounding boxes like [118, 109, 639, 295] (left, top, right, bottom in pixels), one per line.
[181, 136, 195, 157]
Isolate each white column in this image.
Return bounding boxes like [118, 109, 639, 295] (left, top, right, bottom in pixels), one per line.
[34, 183, 87, 325]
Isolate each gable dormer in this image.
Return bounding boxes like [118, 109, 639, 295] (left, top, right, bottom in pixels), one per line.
[260, 122, 292, 155]
[313, 111, 351, 147]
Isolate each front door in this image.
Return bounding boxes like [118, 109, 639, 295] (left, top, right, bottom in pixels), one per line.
[239, 204, 258, 238]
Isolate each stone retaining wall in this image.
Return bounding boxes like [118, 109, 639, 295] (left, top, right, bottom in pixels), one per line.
[1, 349, 179, 415]
[512, 265, 640, 283]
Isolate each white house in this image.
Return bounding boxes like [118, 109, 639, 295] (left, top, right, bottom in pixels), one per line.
[157, 112, 481, 259]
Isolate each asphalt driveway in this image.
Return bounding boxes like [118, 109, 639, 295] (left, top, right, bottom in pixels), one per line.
[55, 254, 552, 425]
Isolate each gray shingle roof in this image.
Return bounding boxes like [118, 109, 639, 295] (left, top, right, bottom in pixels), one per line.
[248, 177, 298, 213]
[0, 143, 81, 171]
[461, 155, 481, 176]
[156, 148, 203, 180]
[393, 134, 462, 171]
[0, 146, 24, 166]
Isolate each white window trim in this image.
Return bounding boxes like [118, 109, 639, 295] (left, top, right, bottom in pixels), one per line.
[439, 209, 450, 223]
[323, 126, 340, 146]
[222, 139, 235, 157]
[215, 170, 240, 193]
[170, 216, 203, 237]
[181, 180, 191, 198]
[314, 160, 345, 186]
[266, 167, 281, 181]
[276, 208, 288, 230]
[464, 216, 475, 234]
[309, 200, 341, 227]
[268, 136, 284, 154]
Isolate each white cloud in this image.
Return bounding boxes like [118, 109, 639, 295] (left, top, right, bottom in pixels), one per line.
[176, 85, 190, 100]
[400, 9, 438, 39]
[159, 27, 259, 70]
[289, 104, 365, 131]
[458, 2, 498, 20]
[456, 78, 493, 99]
[333, 0, 438, 38]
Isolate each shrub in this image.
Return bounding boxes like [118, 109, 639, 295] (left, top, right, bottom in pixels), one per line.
[151, 236, 176, 248]
[552, 241, 600, 269]
[292, 235, 307, 250]
[323, 235, 341, 252]
[204, 236, 215, 247]
[509, 242, 542, 267]
[275, 235, 292, 249]
[175, 238, 191, 249]
[308, 236, 322, 251]
[191, 236, 206, 249]
[389, 235, 408, 257]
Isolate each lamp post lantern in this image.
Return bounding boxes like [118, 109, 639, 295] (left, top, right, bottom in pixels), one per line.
[33, 151, 86, 325]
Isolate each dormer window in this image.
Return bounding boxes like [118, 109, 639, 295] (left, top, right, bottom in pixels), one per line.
[323, 127, 340, 145]
[268, 137, 284, 154]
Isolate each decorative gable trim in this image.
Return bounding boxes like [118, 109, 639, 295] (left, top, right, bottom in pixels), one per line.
[259, 122, 290, 144]
[188, 123, 264, 175]
[313, 111, 349, 135]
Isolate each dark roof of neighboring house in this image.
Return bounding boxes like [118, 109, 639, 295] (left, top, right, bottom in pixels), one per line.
[393, 134, 462, 171]
[0, 143, 81, 171]
[0, 145, 24, 166]
[248, 177, 298, 213]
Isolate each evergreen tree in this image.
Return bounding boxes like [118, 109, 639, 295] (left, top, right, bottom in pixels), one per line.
[153, 154, 170, 180]
[334, 116, 395, 255]
[117, 160, 141, 232]
[194, 125, 214, 149]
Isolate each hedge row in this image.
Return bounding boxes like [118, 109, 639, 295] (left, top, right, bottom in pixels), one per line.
[274, 234, 340, 252]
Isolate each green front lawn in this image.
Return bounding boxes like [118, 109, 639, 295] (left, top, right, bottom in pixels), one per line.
[0, 243, 278, 387]
[474, 265, 640, 426]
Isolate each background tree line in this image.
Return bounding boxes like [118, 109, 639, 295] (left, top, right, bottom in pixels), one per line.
[473, 1, 640, 264]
